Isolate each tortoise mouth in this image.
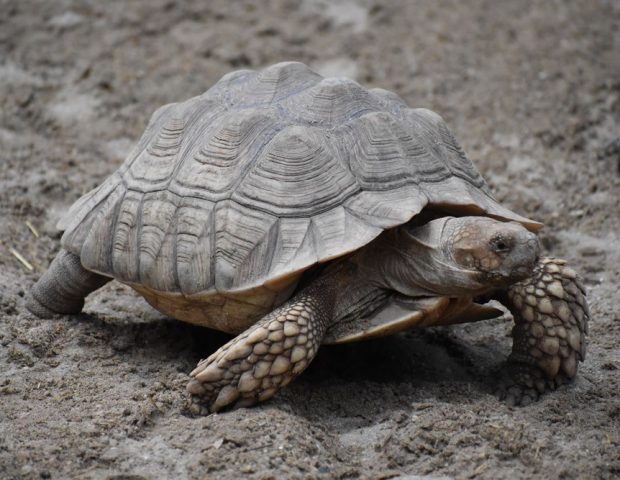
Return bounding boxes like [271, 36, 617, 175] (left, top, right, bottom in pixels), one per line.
[510, 264, 536, 280]
[476, 261, 536, 287]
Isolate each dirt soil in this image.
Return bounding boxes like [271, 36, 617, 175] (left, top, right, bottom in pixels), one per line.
[1, 1, 619, 479]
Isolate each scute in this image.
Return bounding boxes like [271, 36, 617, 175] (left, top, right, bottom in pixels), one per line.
[343, 185, 428, 229]
[175, 197, 215, 295]
[127, 115, 184, 187]
[232, 125, 359, 216]
[404, 108, 488, 190]
[137, 191, 179, 291]
[214, 200, 279, 290]
[338, 110, 451, 190]
[171, 108, 282, 201]
[279, 77, 381, 127]
[226, 61, 322, 108]
[59, 61, 541, 303]
[110, 189, 141, 282]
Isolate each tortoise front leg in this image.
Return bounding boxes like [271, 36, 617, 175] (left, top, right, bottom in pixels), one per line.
[500, 257, 589, 405]
[187, 290, 332, 412]
[27, 249, 110, 318]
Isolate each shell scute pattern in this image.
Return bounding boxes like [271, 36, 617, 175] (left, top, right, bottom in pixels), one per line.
[231, 125, 359, 216]
[404, 108, 488, 191]
[171, 108, 283, 201]
[59, 61, 510, 296]
[279, 77, 380, 127]
[214, 200, 279, 290]
[109, 189, 141, 281]
[137, 191, 179, 291]
[204, 62, 321, 110]
[175, 197, 215, 295]
[338, 111, 448, 190]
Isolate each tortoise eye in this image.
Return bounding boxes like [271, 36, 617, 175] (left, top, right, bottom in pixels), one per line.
[491, 236, 512, 253]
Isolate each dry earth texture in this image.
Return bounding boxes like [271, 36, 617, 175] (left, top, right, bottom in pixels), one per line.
[1, 1, 619, 479]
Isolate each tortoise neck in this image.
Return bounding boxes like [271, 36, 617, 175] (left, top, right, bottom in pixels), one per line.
[354, 223, 490, 298]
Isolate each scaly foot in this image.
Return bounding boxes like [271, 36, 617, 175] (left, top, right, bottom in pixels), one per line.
[187, 294, 330, 412]
[500, 257, 589, 405]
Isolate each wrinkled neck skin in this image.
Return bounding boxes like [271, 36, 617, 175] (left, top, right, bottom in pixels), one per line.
[318, 217, 483, 325]
[355, 217, 491, 299]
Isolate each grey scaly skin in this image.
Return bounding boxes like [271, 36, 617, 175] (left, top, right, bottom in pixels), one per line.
[187, 275, 339, 410]
[26, 249, 110, 318]
[498, 258, 588, 405]
[187, 216, 588, 411]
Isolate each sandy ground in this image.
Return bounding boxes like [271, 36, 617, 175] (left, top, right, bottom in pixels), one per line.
[1, 1, 619, 478]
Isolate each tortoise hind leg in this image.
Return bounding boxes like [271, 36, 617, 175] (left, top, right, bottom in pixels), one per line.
[187, 291, 332, 412]
[500, 257, 589, 405]
[26, 249, 110, 318]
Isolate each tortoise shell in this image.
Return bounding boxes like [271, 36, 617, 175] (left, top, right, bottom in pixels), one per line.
[58, 62, 538, 333]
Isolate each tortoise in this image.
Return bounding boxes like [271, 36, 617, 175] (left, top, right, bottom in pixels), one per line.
[27, 61, 589, 411]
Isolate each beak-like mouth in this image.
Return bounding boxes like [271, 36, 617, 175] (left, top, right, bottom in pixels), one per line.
[510, 265, 534, 281]
[506, 234, 540, 281]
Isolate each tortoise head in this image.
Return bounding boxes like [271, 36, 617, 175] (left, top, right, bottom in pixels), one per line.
[379, 216, 541, 298]
[442, 216, 541, 286]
